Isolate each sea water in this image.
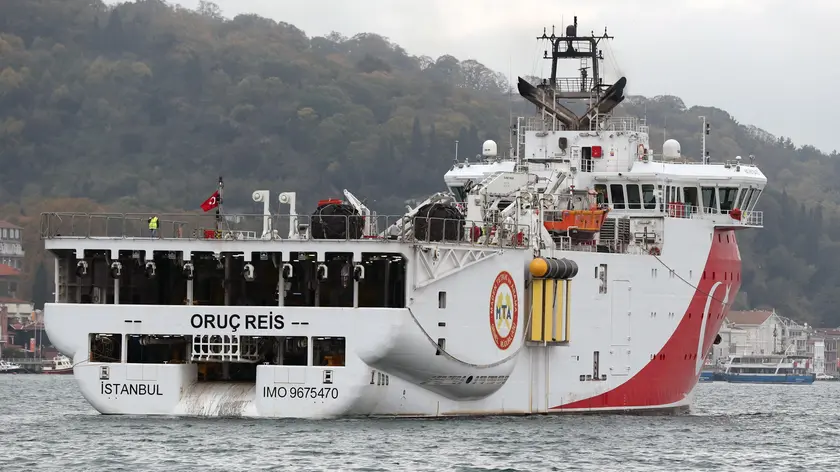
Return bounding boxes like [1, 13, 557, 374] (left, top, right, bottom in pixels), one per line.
[1, 375, 836, 471]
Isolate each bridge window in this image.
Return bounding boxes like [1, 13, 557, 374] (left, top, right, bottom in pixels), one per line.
[735, 188, 749, 209]
[741, 189, 755, 210]
[609, 184, 626, 210]
[683, 187, 699, 210]
[666, 186, 684, 204]
[626, 184, 641, 210]
[642, 184, 656, 210]
[719, 187, 738, 212]
[594, 184, 608, 205]
[701, 187, 718, 214]
[449, 185, 467, 203]
[747, 190, 762, 211]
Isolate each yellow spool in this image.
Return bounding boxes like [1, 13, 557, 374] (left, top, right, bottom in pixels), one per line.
[529, 257, 549, 277]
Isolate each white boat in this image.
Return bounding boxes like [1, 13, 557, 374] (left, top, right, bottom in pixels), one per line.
[42, 355, 74, 375]
[39, 18, 766, 418]
[0, 360, 22, 374]
[723, 353, 815, 384]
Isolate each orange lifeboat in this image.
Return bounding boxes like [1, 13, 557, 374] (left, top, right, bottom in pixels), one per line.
[543, 208, 609, 235]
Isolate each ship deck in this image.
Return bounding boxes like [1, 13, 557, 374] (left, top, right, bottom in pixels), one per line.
[39, 207, 762, 250]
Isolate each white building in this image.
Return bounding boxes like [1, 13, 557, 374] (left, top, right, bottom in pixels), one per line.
[0, 221, 24, 270]
[726, 310, 785, 355]
[724, 309, 811, 356]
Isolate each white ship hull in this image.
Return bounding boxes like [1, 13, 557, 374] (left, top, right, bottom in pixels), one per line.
[45, 218, 739, 418]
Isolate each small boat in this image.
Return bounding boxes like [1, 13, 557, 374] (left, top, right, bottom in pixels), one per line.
[543, 208, 609, 235]
[42, 355, 73, 375]
[0, 360, 22, 374]
[722, 353, 815, 384]
[699, 357, 716, 382]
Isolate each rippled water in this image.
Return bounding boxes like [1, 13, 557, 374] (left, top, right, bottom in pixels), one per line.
[1, 375, 837, 471]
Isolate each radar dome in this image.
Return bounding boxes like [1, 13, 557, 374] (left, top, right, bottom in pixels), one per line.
[482, 140, 498, 158]
[663, 139, 681, 159]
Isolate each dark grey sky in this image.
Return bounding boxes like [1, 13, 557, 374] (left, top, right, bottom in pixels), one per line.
[161, 0, 839, 153]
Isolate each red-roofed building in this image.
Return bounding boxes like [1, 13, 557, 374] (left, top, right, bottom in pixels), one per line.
[723, 309, 811, 357]
[0, 263, 21, 301]
[724, 309, 785, 355]
[727, 310, 775, 326]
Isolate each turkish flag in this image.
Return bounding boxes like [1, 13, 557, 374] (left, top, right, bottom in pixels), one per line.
[201, 190, 220, 212]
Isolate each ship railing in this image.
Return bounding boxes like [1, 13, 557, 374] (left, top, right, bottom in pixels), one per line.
[39, 212, 532, 248]
[554, 236, 648, 255]
[644, 155, 761, 169]
[590, 116, 646, 133]
[659, 204, 763, 227]
[520, 116, 564, 133]
[552, 77, 596, 94]
[739, 210, 763, 227]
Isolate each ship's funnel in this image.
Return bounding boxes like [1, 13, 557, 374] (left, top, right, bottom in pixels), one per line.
[517, 77, 579, 129]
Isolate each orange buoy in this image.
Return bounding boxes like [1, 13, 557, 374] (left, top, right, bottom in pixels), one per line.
[529, 257, 549, 277]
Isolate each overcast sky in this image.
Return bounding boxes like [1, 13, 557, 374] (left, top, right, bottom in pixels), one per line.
[164, 0, 839, 154]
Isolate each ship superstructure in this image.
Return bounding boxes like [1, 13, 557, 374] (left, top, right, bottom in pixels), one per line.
[41, 18, 766, 417]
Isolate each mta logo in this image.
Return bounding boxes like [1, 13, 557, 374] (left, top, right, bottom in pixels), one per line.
[495, 292, 513, 329]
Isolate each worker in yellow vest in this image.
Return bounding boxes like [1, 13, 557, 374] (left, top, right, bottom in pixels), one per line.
[148, 215, 159, 238]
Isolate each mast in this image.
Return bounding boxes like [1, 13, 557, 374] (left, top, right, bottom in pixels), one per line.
[517, 17, 625, 131]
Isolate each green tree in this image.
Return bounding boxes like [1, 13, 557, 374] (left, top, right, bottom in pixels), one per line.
[31, 260, 48, 310]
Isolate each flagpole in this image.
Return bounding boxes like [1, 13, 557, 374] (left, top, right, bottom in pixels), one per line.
[216, 176, 224, 233]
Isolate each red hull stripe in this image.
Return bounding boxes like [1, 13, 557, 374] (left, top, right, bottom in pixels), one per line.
[552, 229, 740, 410]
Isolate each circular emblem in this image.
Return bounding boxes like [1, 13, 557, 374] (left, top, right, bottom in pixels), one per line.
[489, 271, 519, 350]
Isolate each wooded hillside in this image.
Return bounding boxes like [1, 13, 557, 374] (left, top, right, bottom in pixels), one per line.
[1, 0, 838, 326]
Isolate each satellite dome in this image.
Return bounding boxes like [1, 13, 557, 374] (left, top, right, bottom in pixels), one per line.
[663, 139, 681, 159]
[482, 140, 498, 158]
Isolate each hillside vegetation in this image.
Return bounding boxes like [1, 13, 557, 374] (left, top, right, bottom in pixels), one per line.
[1, 0, 839, 326]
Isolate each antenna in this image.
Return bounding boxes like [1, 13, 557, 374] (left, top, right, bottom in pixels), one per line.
[509, 54, 513, 158]
[700, 116, 710, 164]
